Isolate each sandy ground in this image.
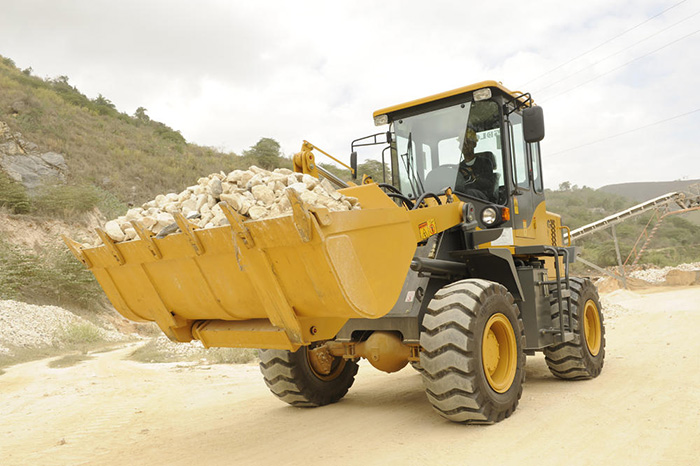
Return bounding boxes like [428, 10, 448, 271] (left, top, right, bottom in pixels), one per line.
[1, 287, 699, 466]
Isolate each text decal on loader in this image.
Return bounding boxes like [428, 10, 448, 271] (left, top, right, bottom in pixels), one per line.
[418, 219, 438, 240]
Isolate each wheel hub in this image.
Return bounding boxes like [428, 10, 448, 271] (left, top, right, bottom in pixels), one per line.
[307, 345, 346, 381]
[483, 331, 500, 373]
[481, 313, 517, 393]
[583, 300, 601, 356]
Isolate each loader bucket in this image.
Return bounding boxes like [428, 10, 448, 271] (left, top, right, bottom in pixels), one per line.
[64, 183, 463, 351]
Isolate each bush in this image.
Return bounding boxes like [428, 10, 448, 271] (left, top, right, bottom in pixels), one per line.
[0, 236, 37, 299]
[0, 237, 104, 310]
[92, 186, 128, 220]
[56, 322, 104, 345]
[35, 246, 104, 309]
[154, 123, 186, 145]
[0, 171, 31, 213]
[32, 184, 102, 218]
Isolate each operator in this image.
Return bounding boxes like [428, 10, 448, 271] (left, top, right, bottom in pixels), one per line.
[454, 127, 496, 201]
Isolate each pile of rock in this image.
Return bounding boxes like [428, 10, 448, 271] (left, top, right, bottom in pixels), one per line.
[99, 166, 360, 244]
[629, 262, 700, 283]
[0, 299, 127, 352]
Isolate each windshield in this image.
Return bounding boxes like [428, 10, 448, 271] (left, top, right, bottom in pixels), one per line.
[394, 100, 503, 203]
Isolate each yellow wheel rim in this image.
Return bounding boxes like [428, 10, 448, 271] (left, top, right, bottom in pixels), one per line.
[306, 348, 346, 382]
[482, 313, 518, 393]
[583, 300, 602, 356]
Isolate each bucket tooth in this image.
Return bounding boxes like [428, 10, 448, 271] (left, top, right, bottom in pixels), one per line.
[286, 188, 312, 242]
[219, 202, 255, 248]
[61, 235, 92, 268]
[94, 228, 125, 265]
[130, 220, 162, 259]
[173, 212, 204, 255]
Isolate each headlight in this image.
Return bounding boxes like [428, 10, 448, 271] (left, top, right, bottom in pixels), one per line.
[374, 114, 389, 126]
[481, 206, 499, 226]
[473, 88, 492, 101]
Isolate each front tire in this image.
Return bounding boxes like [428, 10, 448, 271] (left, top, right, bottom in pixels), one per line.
[420, 279, 525, 424]
[544, 277, 605, 380]
[259, 345, 358, 407]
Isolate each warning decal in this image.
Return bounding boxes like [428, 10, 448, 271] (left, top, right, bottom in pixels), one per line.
[418, 219, 438, 240]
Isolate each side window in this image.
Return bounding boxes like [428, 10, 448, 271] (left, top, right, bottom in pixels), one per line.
[530, 143, 543, 192]
[422, 144, 432, 173]
[509, 114, 529, 189]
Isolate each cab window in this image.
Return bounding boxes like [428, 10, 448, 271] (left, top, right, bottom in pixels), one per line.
[509, 113, 529, 189]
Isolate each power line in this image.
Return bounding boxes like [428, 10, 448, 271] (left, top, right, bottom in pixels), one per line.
[547, 107, 700, 156]
[540, 26, 700, 102]
[533, 8, 700, 95]
[522, 0, 689, 88]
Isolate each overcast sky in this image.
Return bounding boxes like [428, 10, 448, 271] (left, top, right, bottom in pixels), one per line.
[1, 0, 699, 189]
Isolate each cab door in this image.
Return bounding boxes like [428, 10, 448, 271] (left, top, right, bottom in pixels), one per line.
[508, 112, 537, 239]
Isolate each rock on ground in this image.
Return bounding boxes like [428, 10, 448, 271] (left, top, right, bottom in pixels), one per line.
[0, 300, 127, 354]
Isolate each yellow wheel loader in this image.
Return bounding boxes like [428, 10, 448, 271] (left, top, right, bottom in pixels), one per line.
[65, 81, 605, 424]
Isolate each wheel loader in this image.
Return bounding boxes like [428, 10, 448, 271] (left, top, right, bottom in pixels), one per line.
[65, 80, 605, 424]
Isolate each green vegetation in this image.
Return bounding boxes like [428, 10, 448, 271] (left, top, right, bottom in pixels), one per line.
[0, 172, 128, 221]
[317, 159, 391, 184]
[0, 236, 105, 309]
[547, 184, 700, 267]
[242, 137, 291, 170]
[56, 322, 105, 345]
[31, 183, 128, 220]
[0, 171, 31, 213]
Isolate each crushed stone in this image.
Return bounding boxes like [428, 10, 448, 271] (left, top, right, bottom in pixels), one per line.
[91, 166, 360, 245]
[628, 262, 700, 283]
[0, 300, 128, 354]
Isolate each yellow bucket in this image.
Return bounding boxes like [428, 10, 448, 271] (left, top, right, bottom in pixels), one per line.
[65, 184, 463, 350]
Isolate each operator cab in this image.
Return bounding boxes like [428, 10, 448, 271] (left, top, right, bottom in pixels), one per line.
[356, 81, 545, 231]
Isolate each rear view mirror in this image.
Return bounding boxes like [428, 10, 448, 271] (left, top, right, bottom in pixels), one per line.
[523, 106, 545, 143]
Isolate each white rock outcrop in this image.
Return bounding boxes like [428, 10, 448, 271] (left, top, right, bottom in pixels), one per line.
[96, 166, 360, 244]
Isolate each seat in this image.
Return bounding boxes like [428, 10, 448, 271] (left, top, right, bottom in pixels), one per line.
[474, 151, 500, 203]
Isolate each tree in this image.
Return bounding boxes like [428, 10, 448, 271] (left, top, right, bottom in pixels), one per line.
[134, 107, 150, 122]
[243, 138, 283, 170]
[93, 94, 115, 109]
[357, 159, 391, 183]
[558, 181, 571, 191]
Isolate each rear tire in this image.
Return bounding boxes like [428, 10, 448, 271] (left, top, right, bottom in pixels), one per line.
[420, 279, 525, 424]
[544, 277, 605, 380]
[259, 345, 358, 407]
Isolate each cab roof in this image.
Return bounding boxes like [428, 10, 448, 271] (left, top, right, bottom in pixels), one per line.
[372, 80, 531, 118]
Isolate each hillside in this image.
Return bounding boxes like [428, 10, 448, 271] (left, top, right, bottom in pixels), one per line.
[599, 179, 700, 202]
[546, 186, 700, 267]
[598, 179, 700, 226]
[0, 55, 252, 207]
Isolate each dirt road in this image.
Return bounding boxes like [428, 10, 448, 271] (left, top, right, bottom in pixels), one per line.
[2, 287, 699, 466]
